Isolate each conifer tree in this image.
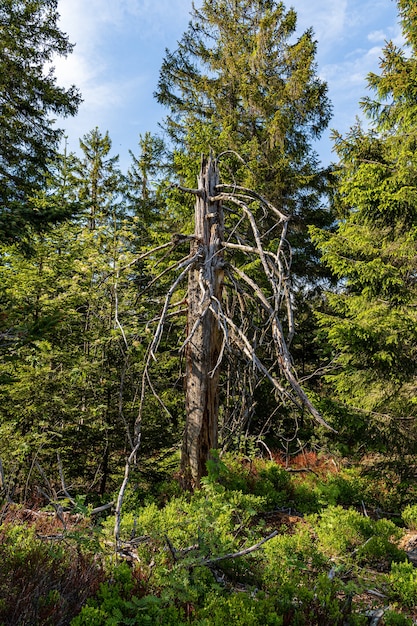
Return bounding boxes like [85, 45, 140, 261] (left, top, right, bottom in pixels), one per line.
[154, 0, 333, 460]
[0, 0, 81, 241]
[0, 130, 143, 494]
[310, 0, 417, 459]
[156, 0, 332, 278]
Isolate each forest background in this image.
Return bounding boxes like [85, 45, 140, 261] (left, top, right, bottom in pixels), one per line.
[1, 1, 417, 624]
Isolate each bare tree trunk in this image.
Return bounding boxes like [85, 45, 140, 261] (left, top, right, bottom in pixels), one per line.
[181, 155, 224, 489]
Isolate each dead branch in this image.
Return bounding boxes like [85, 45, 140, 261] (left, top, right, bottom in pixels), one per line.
[367, 608, 386, 626]
[146, 307, 188, 326]
[36, 485, 67, 530]
[114, 437, 141, 549]
[118, 241, 173, 273]
[118, 364, 134, 450]
[286, 467, 319, 477]
[257, 439, 273, 460]
[114, 270, 129, 352]
[57, 453, 75, 506]
[211, 305, 334, 431]
[214, 184, 289, 223]
[223, 241, 279, 260]
[165, 535, 178, 562]
[90, 501, 115, 515]
[191, 530, 279, 568]
[135, 253, 199, 431]
[299, 357, 341, 383]
[142, 252, 195, 297]
[170, 182, 203, 197]
[149, 253, 199, 360]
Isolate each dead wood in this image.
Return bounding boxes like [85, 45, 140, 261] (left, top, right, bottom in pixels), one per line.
[190, 530, 279, 568]
[139, 152, 334, 489]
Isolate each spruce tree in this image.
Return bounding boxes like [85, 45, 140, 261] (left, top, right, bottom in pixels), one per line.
[310, 0, 417, 461]
[154, 0, 333, 455]
[156, 0, 332, 278]
[0, 130, 142, 494]
[0, 0, 81, 241]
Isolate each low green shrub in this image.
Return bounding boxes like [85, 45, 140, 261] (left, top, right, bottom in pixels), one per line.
[324, 469, 368, 507]
[262, 528, 327, 591]
[205, 454, 293, 509]
[355, 519, 405, 569]
[308, 506, 374, 557]
[101, 479, 266, 600]
[388, 561, 417, 609]
[383, 610, 413, 625]
[401, 504, 417, 530]
[291, 480, 322, 513]
[307, 506, 405, 570]
[0, 522, 103, 625]
[251, 462, 292, 508]
[195, 591, 283, 626]
[71, 562, 186, 625]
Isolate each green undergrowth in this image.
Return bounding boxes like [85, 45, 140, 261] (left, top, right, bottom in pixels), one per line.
[1, 454, 416, 625]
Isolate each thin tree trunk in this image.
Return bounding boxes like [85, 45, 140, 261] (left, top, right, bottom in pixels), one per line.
[181, 155, 224, 489]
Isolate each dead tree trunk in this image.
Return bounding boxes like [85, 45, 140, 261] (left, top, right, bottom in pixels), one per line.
[181, 155, 224, 489]
[138, 153, 334, 492]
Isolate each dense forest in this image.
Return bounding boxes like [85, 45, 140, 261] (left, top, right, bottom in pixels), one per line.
[1, 0, 417, 624]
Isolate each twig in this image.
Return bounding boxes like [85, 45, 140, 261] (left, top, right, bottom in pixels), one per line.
[114, 270, 129, 352]
[257, 439, 273, 461]
[148, 253, 199, 359]
[285, 467, 319, 477]
[90, 501, 115, 515]
[170, 182, 203, 197]
[191, 530, 279, 568]
[367, 608, 386, 626]
[214, 184, 290, 223]
[57, 453, 75, 506]
[165, 535, 178, 562]
[366, 589, 387, 599]
[36, 486, 67, 530]
[117, 241, 173, 272]
[114, 438, 141, 549]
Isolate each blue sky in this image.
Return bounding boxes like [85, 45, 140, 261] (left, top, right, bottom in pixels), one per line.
[55, 0, 402, 170]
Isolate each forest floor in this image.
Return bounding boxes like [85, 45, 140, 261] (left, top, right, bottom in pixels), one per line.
[1, 452, 417, 625]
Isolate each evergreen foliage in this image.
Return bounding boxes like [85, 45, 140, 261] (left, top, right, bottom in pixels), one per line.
[0, 0, 81, 241]
[310, 0, 417, 464]
[0, 129, 142, 494]
[1, 0, 417, 621]
[156, 0, 332, 278]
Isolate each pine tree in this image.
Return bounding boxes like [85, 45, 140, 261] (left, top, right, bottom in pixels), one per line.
[0, 0, 81, 241]
[310, 0, 417, 461]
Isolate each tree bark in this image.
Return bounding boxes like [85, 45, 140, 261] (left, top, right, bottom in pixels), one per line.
[181, 155, 224, 489]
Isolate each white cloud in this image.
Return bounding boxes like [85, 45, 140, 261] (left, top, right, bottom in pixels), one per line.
[294, 0, 348, 49]
[52, 0, 402, 167]
[368, 29, 386, 43]
[58, 0, 192, 43]
[55, 0, 194, 104]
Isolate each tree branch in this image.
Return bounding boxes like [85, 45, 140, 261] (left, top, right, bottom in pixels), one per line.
[191, 530, 279, 568]
[114, 438, 141, 549]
